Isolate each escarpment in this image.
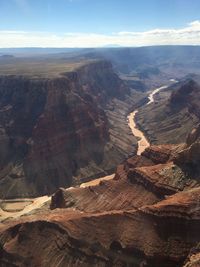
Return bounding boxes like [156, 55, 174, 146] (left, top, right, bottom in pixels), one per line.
[174, 124, 200, 176]
[136, 79, 200, 145]
[2, 52, 200, 267]
[170, 80, 200, 118]
[1, 126, 200, 267]
[0, 60, 144, 198]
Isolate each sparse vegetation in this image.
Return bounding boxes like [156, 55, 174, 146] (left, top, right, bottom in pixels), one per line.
[0, 58, 98, 78]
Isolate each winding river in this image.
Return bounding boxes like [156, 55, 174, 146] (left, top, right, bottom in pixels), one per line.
[127, 84, 168, 155]
[0, 82, 174, 219]
[80, 83, 172, 187]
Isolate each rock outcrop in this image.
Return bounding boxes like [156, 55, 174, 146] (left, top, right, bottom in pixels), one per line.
[170, 80, 200, 118]
[174, 124, 200, 176]
[136, 79, 200, 145]
[2, 56, 200, 266]
[1, 126, 200, 266]
[0, 60, 144, 198]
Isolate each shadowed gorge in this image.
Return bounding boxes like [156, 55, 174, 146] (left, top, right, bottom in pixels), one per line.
[1, 45, 200, 267]
[136, 78, 200, 145]
[0, 59, 145, 198]
[2, 0, 200, 264]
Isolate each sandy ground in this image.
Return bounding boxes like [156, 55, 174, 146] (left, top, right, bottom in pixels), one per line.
[0, 176, 115, 221]
[1, 201, 33, 212]
[0, 196, 50, 221]
[80, 174, 115, 188]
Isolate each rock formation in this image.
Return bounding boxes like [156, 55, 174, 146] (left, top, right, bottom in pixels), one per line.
[136, 79, 200, 144]
[1, 53, 200, 267]
[1, 126, 200, 266]
[0, 60, 145, 198]
[174, 124, 200, 176]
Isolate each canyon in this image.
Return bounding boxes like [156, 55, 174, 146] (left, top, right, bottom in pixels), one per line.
[0, 46, 200, 267]
[0, 82, 169, 221]
[136, 78, 200, 145]
[1, 122, 200, 266]
[0, 59, 146, 198]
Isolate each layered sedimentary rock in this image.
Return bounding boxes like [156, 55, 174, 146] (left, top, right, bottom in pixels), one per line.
[2, 205, 199, 267]
[1, 127, 200, 266]
[0, 60, 144, 198]
[136, 79, 200, 144]
[0, 128, 199, 266]
[174, 124, 200, 177]
[1, 67, 200, 266]
[170, 80, 200, 118]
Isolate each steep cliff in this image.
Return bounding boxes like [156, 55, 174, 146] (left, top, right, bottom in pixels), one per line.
[136, 79, 200, 144]
[1, 48, 200, 267]
[1, 126, 200, 267]
[0, 60, 142, 198]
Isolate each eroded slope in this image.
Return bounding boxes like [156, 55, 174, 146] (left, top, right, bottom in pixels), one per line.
[1, 125, 200, 267]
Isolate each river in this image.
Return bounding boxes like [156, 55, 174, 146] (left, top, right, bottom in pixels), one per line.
[127, 84, 168, 155]
[78, 83, 172, 186]
[0, 82, 175, 219]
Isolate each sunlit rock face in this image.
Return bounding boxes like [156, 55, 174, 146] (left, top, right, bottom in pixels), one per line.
[1, 126, 200, 266]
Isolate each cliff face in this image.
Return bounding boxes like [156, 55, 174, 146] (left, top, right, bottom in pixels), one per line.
[1, 127, 200, 267]
[174, 124, 200, 176]
[136, 79, 200, 144]
[0, 60, 138, 198]
[24, 75, 110, 196]
[170, 79, 200, 119]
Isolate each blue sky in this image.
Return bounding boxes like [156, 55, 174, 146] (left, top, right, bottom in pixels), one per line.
[0, 0, 200, 47]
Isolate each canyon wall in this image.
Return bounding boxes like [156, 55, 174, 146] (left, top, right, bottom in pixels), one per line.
[136, 79, 200, 144]
[0, 60, 142, 198]
[1, 126, 200, 266]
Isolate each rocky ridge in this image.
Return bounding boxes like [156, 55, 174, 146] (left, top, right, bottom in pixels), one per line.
[1, 125, 200, 266]
[136, 79, 200, 145]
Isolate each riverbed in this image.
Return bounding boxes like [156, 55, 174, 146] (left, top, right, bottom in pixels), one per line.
[127, 84, 169, 155]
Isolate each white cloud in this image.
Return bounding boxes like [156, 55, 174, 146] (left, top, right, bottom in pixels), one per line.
[1, 20, 200, 48]
[189, 20, 200, 27]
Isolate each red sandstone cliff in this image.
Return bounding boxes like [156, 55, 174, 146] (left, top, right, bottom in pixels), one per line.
[1, 126, 200, 266]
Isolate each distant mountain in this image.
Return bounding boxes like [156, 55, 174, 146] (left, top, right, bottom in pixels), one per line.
[63, 45, 200, 90]
[102, 44, 123, 48]
[1, 46, 200, 88]
[0, 54, 14, 58]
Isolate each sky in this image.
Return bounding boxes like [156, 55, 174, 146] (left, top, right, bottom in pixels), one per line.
[0, 0, 200, 47]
